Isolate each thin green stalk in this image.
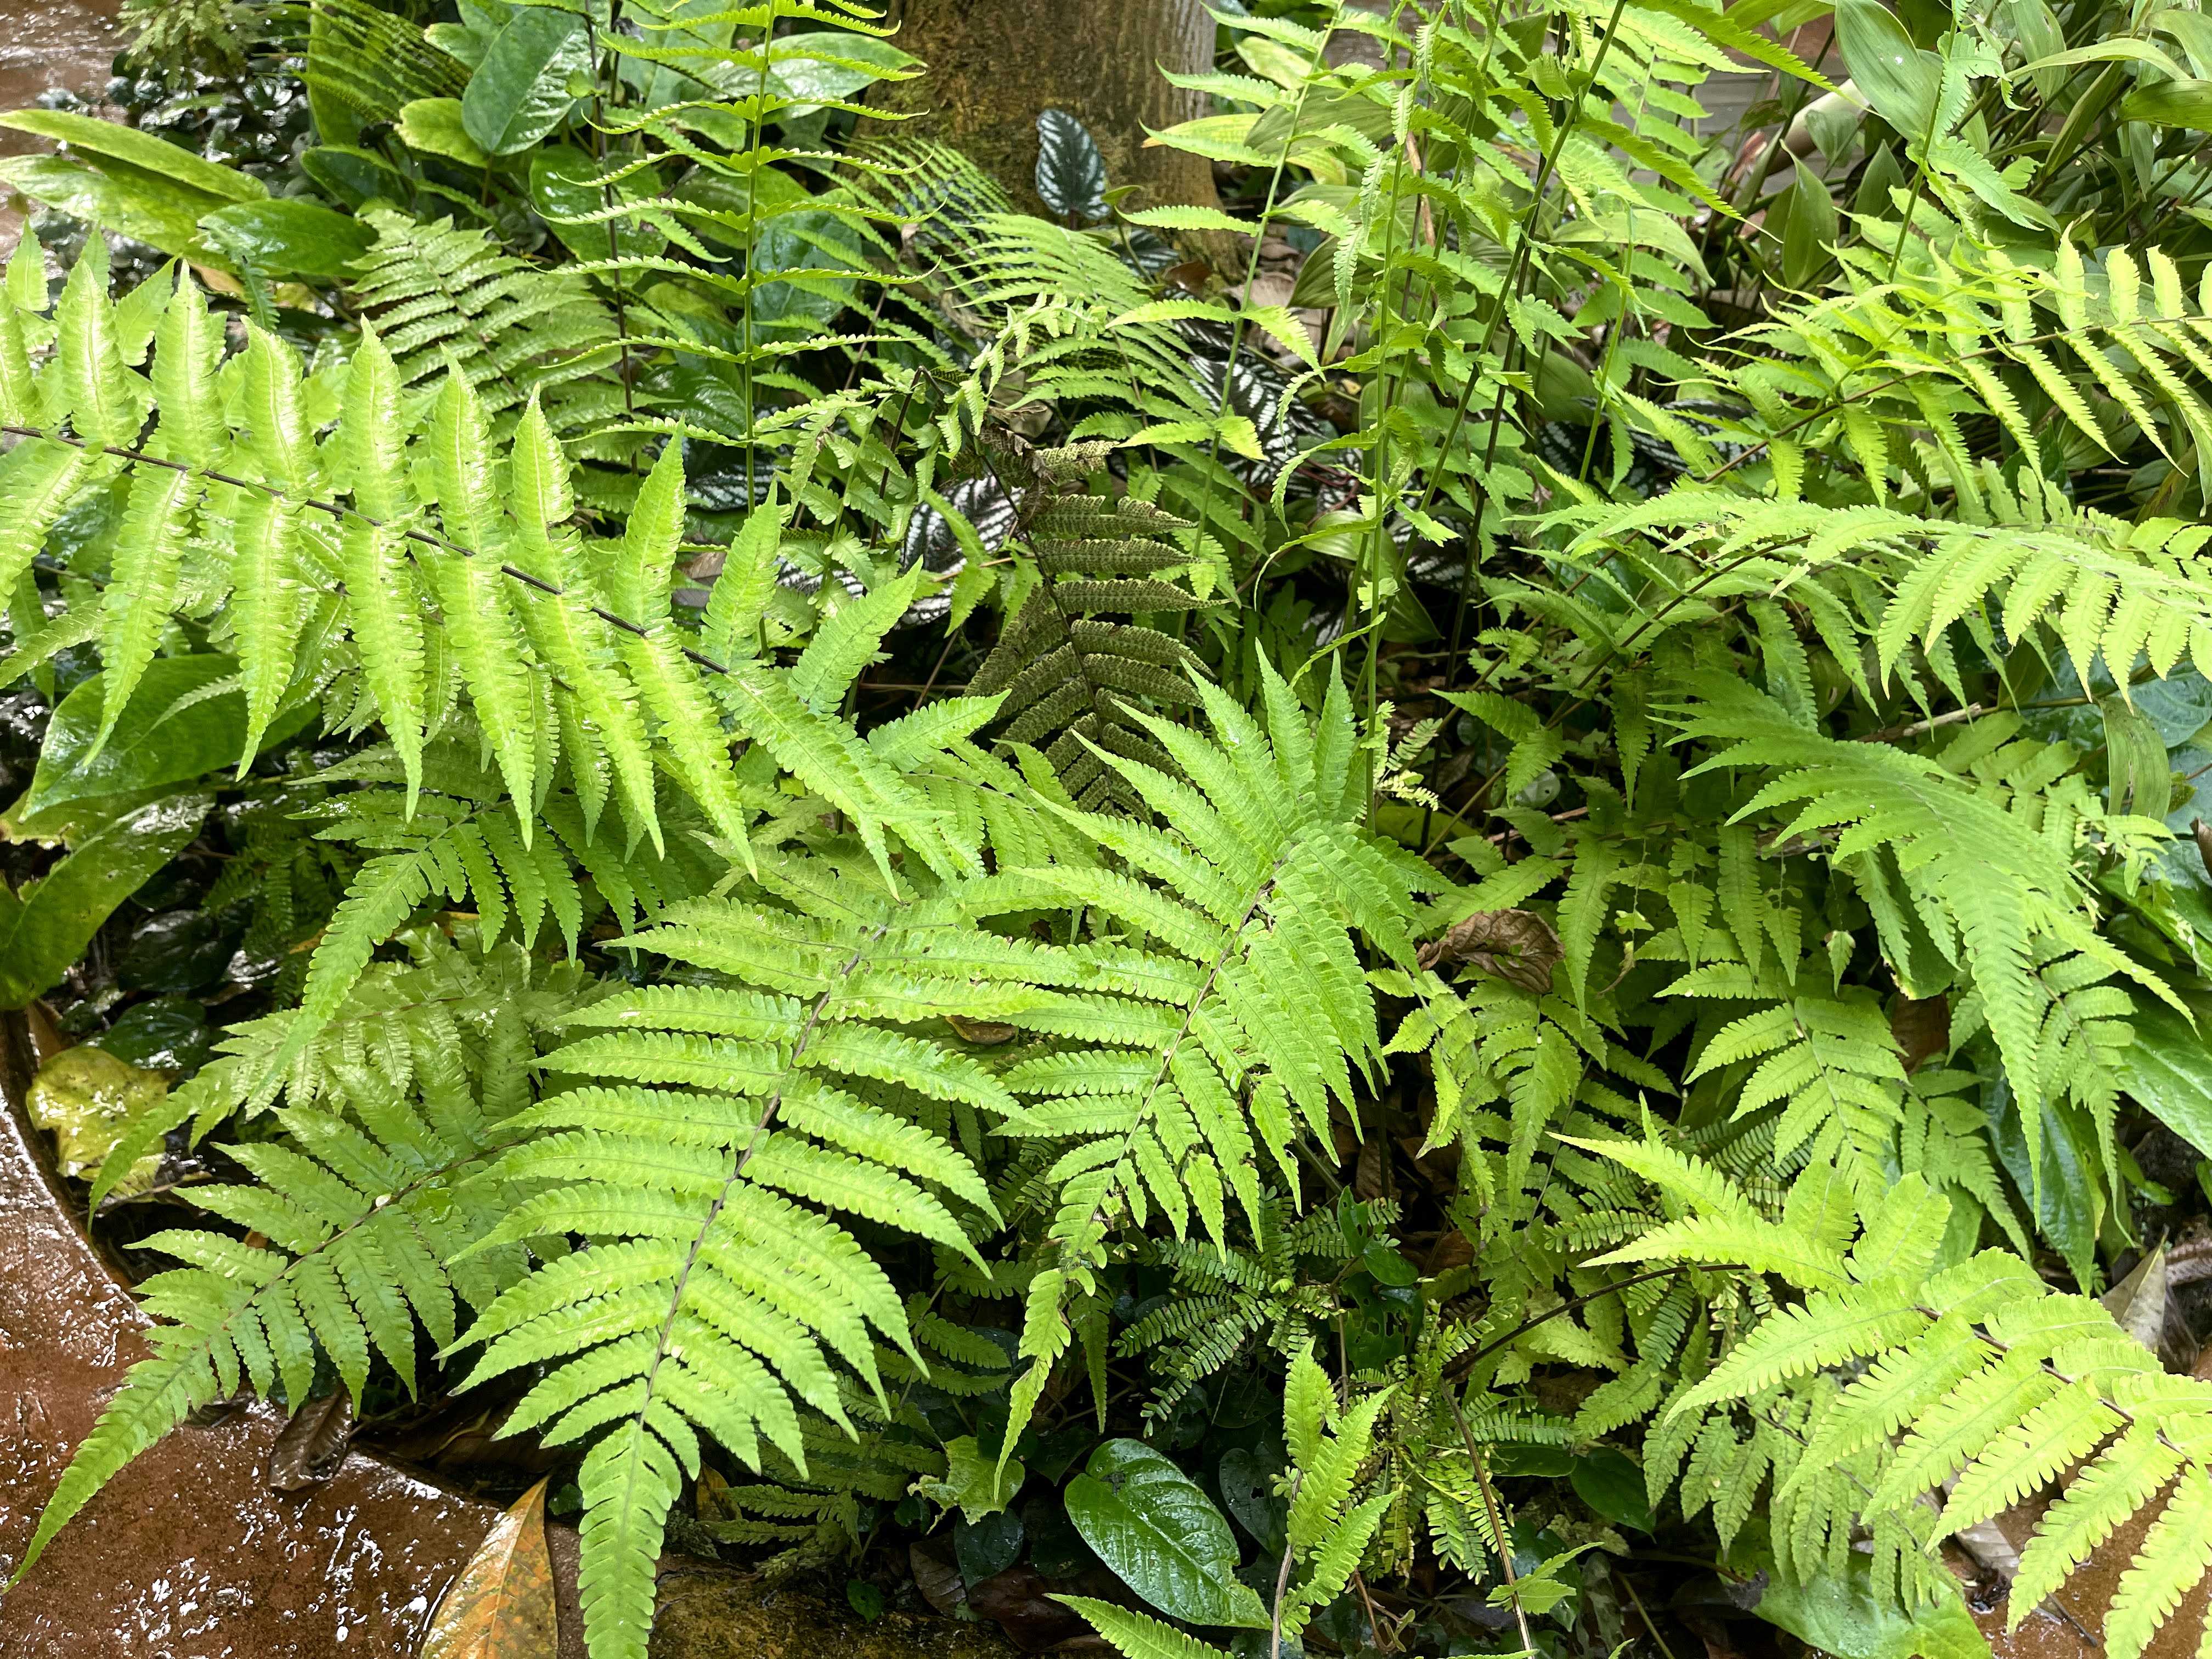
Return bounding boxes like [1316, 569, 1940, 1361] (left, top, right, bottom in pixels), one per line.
[1438, 0, 1633, 681]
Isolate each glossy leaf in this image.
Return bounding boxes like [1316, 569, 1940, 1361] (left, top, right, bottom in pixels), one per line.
[2117, 997, 2212, 1156]
[397, 98, 489, 168]
[0, 791, 213, 1010]
[0, 110, 264, 202]
[197, 200, 375, 282]
[1036, 109, 1109, 223]
[0, 156, 217, 264]
[17, 654, 308, 823]
[1064, 1441, 1271, 1630]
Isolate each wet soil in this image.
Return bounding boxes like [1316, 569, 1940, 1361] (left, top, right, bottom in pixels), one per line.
[0, 0, 124, 256]
[0, 1008, 1012, 1657]
[0, 1047, 523, 1656]
[0, 0, 121, 151]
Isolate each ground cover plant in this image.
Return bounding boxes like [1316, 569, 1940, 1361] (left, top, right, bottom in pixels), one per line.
[11, 1, 2212, 1657]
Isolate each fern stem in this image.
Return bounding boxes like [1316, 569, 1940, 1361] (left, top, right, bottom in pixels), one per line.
[1441, 1262, 1727, 1383]
[1459, 1417, 1535, 1655]
[1439, 0, 1633, 685]
[1269, 1466, 1307, 1659]
[622, 921, 891, 1561]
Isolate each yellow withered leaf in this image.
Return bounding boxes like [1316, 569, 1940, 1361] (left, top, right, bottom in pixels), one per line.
[421, 1477, 558, 1659]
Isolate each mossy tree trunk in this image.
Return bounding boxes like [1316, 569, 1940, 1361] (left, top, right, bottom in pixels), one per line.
[865, 0, 1222, 221]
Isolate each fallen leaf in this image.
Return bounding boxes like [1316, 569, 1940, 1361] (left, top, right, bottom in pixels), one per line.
[947, 1015, 1018, 1046]
[1418, 909, 1564, 994]
[25, 1045, 167, 1194]
[267, 1385, 352, 1492]
[909, 1538, 966, 1617]
[2101, 1246, 2168, 1355]
[968, 1566, 1092, 1652]
[421, 1478, 558, 1659]
[1890, 994, 1950, 1075]
[1159, 259, 1212, 294]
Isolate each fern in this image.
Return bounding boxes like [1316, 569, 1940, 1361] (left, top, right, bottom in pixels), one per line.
[967, 442, 1217, 809]
[451, 850, 1011, 1658]
[346, 209, 624, 447]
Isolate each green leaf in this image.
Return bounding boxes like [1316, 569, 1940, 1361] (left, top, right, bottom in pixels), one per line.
[0, 790, 213, 1009]
[1835, 0, 1942, 139]
[1752, 1552, 1992, 1659]
[915, 1434, 1026, 1523]
[0, 156, 217, 264]
[1781, 160, 1837, 289]
[2115, 996, 2212, 1156]
[397, 98, 489, 168]
[528, 145, 664, 263]
[16, 654, 310, 823]
[2120, 78, 2212, 130]
[0, 111, 264, 204]
[1571, 1448, 1655, 1532]
[196, 200, 374, 282]
[1064, 1441, 1272, 1630]
[765, 30, 921, 108]
[461, 6, 587, 157]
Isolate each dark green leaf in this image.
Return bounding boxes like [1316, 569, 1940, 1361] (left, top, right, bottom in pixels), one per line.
[1984, 1075, 2104, 1289]
[1021, 1493, 1098, 1578]
[88, 995, 212, 1074]
[0, 791, 212, 1009]
[1571, 1449, 1654, 1532]
[528, 145, 665, 263]
[955, 1510, 1024, 1587]
[17, 654, 308, 823]
[120, 909, 240, 995]
[2117, 996, 2212, 1156]
[1217, 1443, 1287, 1555]
[1063, 1441, 1270, 1629]
[461, 7, 588, 157]
[300, 146, 407, 212]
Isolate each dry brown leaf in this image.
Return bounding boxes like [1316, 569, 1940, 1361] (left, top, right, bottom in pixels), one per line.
[421, 1477, 558, 1659]
[266, 1385, 352, 1492]
[2101, 1246, 2168, 1355]
[1890, 993, 1951, 1075]
[909, 1538, 966, 1617]
[947, 1015, 1018, 1047]
[1417, 909, 1563, 994]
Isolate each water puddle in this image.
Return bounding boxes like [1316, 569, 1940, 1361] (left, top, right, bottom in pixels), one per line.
[0, 1074, 521, 1656]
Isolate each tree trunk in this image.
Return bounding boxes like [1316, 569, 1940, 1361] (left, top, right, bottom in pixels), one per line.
[865, 0, 1221, 223]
